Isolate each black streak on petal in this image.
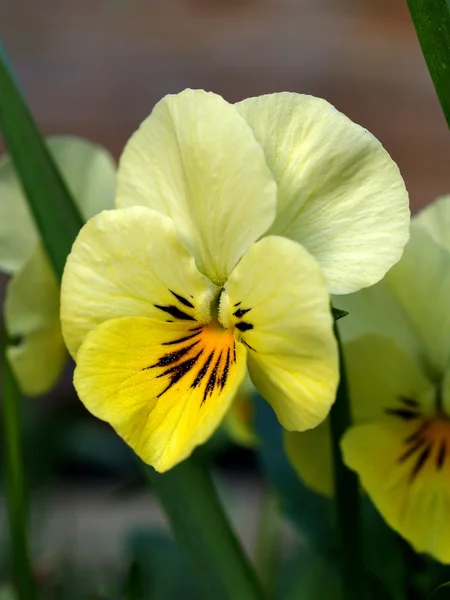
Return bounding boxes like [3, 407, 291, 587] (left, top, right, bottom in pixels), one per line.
[242, 339, 256, 352]
[399, 396, 420, 408]
[157, 351, 204, 397]
[410, 445, 432, 480]
[221, 349, 231, 389]
[398, 437, 427, 464]
[170, 290, 195, 309]
[162, 332, 201, 346]
[192, 351, 214, 389]
[146, 342, 199, 369]
[405, 421, 430, 444]
[202, 352, 222, 405]
[234, 308, 251, 318]
[437, 440, 447, 470]
[236, 322, 253, 332]
[154, 304, 196, 321]
[385, 407, 420, 421]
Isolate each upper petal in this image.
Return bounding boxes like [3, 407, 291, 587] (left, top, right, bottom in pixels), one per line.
[219, 236, 338, 431]
[4, 246, 66, 395]
[74, 316, 247, 471]
[61, 206, 217, 359]
[0, 136, 116, 273]
[236, 93, 410, 294]
[116, 89, 277, 285]
[414, 195, 450, 252]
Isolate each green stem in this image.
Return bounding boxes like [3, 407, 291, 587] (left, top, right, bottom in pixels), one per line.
[406, 0, 450, 128]
[254, 487, 280, 599]
[144, 458, 266, 600]
[330, 323, 365, 600]
[1, 330, 36, 599]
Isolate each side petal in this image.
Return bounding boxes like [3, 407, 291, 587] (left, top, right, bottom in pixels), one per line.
[333, 277, 421, 365]
[385, 227, 450, 376]
[47, 136, 116, 220]
[236, 93, 409, 294]
[4, 246, 66, 395]
[74, 316, 247, 472]
[61, 206, 217, 359]
[342, 419, 450, 563]
[0, 153, 37, 272]
[284, 421, 334, 497]
[116, 89, 277, 285]
[219, 236, 338, 431]
[344, 334, 435, 422]
[0, 136, 115, 273]
[413, 195, 450, 252]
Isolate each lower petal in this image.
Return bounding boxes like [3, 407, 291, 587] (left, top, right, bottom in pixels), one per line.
[74, 316, 247, 472]
[220, 236, 338, 431]
[342, 419, 450, 563]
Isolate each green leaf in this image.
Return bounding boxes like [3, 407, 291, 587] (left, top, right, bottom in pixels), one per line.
[429, 582, 450, 599]
[407, 0, 450, 128]
[0, 43, 83, 281]
[332, 306, 349, 321]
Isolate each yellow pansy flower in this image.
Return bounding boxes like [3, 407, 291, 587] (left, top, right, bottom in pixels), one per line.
[0, 137, 116, 396]
[60, 89, 409, 473]
[286, 196, 450, 562]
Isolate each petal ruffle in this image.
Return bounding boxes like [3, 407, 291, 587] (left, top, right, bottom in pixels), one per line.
[342, 418, 450, 563]
[74, 316, 247, 471]
[116, 89, 277, 286]
[61, 206, 217, 358]
[236, 93, 409, 294]
[0, 136, 116, 273]
[414, 195, 450, 253]
[224, 374, 259, 448]
[4, 246, 66, 395]
[219, 236, 338, 431]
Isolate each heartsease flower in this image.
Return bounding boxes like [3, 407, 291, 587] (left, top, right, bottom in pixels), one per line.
[60, 89, 409, 472]
[285, 196, 450, 562]
[0, 137, 116, 395]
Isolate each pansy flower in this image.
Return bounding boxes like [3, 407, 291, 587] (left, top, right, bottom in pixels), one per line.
[0, 137, 115, 395]
[60, 89, 409, 472]
[286, 196, 450, 562]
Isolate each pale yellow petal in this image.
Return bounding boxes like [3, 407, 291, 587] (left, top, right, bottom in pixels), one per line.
[284, 421, 334, 497]
[0, 136, 115, 273]
[220, 236, 338, 431]
[385, 227, 450, 376]
[342, 418, 450, 563]
[61, 206, 217, 359]
[413, 195, 450, 252]
[236, 93, 409, 294]
[116, 89, 277, 285]
[345, 334, 435, 422]
[4, 246, 66, 395]
[74, 316, 247, 471]
[7, 324, 66, 397]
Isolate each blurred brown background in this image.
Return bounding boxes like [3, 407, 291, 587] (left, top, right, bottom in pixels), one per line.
[0, 0, 449, 212]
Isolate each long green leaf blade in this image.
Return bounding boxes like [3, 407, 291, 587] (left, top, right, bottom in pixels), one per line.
[0, 43, 83, 280]
[407, 0, 450, 127]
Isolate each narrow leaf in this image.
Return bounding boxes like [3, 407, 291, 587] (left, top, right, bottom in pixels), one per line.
[0, 43, 83, 280]
[407, 0, 450, 127]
